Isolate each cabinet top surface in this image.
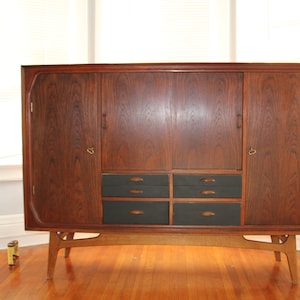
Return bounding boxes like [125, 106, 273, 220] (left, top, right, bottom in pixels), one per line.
[21, 62, 300, 73]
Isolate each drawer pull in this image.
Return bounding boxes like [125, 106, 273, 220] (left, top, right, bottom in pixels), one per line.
[128, 189, 144, 194]
[129, 209, 144, 215]
[200, 177, 216, 183]
[236, 113, 242, 129]
[200, 211, 216, 217]
[102, 113, 107, 129]
[200, 190, 216, 195]
[128, 176, 144, 182]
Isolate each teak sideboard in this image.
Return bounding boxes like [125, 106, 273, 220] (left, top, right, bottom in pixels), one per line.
[22, 63, 300, 282]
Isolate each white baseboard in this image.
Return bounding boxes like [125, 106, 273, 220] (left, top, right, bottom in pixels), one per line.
[0, 214, 48, 249]
[0, 164, 23, 182]
[1, 214, 300, 251]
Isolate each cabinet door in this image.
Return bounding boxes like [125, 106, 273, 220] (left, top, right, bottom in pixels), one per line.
[172, 73, 243, 169]
[29, 73, 100, 227]
[245, 73, 300, 225]
[102, 73, 172, 170]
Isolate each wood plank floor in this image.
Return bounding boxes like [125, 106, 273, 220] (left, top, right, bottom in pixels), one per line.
[1, 243, 300, 299]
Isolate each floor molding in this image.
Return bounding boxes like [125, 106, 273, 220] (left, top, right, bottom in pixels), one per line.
[0, 214, 48, 249]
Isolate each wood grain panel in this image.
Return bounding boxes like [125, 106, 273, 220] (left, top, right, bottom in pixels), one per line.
[30, 73, 100, 226]
[245, 73, 300, 225]
[101, 73, 172, 171]
[172, 73, 243, 169]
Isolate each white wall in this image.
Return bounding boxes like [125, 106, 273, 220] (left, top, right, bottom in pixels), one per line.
[0, 1, 90, 250]
[0, 165, 23, 215]
[0, 165, 49, 249]
[235, 0, 300, 62]
[0, 182, 23, 215]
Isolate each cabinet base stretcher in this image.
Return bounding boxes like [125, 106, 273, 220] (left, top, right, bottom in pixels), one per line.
[47, 232, 298, 284]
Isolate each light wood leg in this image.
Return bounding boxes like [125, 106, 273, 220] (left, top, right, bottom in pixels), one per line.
[271, 235, 282, 261]
[270, 235, 298, 283]
[47, 231, 103, 279]
[46, 231, 298, 284]
[47, 231, 61, 280]
[283, 235, 298, 285]
[64, 232, 75, 258]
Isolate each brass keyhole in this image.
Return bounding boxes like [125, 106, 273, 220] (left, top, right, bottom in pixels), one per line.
[87, 147, 95, 155]
[248, 147, 257, 156]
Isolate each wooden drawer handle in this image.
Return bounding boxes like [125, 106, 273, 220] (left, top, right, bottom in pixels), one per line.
[200, 190, 216, 195]
[129, 209, 144, 215]
[236, 113, 242, 129]
[128, 189, 144, 194]
[128, 176, 144, 182]
[200, 211, 216, 217]
[102, 113, 107, 129]
[200, 177, 216, 183]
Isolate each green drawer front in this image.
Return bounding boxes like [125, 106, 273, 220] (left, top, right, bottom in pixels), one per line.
[103, 201, 169, 225]
[174, 174, 241, 186]
[103, 174, 169, 185]
[173, 202, 241, 226]
[174, 186, 241, 198]
[102, 174, 169, 198]
[173, 175, 241, 198]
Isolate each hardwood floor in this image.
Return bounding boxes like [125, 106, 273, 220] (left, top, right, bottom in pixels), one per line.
[1, 242, 300, 299]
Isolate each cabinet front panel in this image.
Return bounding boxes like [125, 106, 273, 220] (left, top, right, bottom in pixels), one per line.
[245, 73, 300, 225]
[173, 73, 243, 170]
[173, 202, 240, 225]
[30, 73, 100, 226]
[103, 201, 169, 224]
[102, 73, 172, 170]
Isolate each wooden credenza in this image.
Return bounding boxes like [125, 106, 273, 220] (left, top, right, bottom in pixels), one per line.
[22, 63, 300, 282]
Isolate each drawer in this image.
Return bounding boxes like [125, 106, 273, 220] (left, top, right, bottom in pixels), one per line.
[173, 202, 240, 225]
[174, 174, 241, 186]
[103, 201, 169, 224]
[173, 174, 241, 198]
[102, 174, 169, 198]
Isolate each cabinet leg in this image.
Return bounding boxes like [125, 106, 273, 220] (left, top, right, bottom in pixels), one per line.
[269, 235, 298, 284]
[271, 235, 282, 261]
[270, 235, 298, 283]
[44, 232, 298, 283]
[47, 231, 61, 280]
[46, 231, 103, 279]
[64, 232, 75, 258]
[284, 235, 298, 285]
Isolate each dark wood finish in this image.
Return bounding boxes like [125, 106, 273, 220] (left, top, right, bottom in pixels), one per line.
[21, 63, 300, 282]
[101, 73, 172, 170]
[245, 72, 300, 225]
[29, 73, 100, 227]
[172, 73, 243, 170]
